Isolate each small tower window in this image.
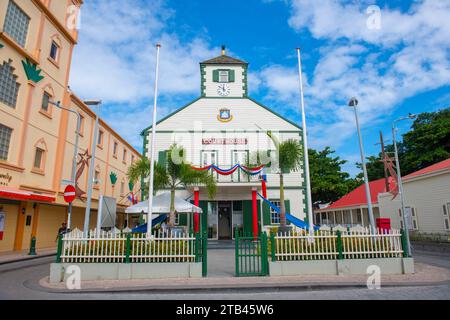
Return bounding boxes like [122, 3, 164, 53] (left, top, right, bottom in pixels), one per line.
[219, 70, 229, 83]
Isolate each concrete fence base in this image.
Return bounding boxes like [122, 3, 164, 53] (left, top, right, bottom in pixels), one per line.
[269, 258, 414, 276]
[49, 262, 202, 284]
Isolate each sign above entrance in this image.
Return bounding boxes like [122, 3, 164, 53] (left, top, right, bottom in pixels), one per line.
[202, 138, 248, 145]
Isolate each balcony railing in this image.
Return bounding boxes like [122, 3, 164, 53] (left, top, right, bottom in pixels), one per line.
[201, 164, 261, 184]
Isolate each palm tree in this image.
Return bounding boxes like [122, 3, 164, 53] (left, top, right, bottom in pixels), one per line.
[128, 144, 216, 227]
[265, 132, 303, 229]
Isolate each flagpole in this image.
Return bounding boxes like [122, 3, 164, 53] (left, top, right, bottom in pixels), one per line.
[147, 43, 161, 238]
[296, 48, 314, 236]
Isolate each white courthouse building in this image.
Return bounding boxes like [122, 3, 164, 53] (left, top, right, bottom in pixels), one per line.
[141, 50, 306, 240]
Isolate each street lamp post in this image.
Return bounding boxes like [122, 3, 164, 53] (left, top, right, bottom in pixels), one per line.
[48, 101, 81, 230]
[392, 114, 416, 256]
[83, 100, 102, 234]
[348, 98, 376, 230]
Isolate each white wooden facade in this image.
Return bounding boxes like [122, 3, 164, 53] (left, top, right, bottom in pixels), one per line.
[141, 52, 305, 239]
[378, 161, 450, 238]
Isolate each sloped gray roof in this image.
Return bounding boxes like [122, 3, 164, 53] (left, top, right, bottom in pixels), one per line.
[200, 55, 248, 65]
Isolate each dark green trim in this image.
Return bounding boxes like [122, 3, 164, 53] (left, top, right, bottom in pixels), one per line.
[140, 96, 302, 135]
[143, 130, 301, 134]
[266, 186, 304, 190]
[200, 65, 207, 97]
[246, 97, 302, 130]
[243, 65, 248, 97]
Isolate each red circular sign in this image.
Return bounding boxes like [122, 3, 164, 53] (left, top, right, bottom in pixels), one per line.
[63, 185, 76, 203]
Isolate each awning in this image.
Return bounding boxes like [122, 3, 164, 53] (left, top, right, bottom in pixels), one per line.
[125, 192, 202, 214]
[0, 187, 56, 203]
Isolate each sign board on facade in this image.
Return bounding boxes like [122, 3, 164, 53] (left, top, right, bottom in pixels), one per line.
[0, 172, 12, 187]
[97, 196, 117, 230]
[202, 138, 248, 145]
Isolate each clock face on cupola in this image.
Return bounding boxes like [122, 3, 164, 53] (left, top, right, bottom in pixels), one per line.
[200, 46, 248, 98]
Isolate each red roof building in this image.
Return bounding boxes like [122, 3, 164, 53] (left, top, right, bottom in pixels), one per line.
[315, 158, 450, 228]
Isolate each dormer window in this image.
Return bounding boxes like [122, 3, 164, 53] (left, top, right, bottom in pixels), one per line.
[219, 71, 229, 83]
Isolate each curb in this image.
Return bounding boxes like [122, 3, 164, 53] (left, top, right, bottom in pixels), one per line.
[0, 253, 56, 266]
[37, 277, 450, 295]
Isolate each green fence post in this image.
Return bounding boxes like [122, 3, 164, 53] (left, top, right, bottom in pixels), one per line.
[202, 231, 207, 277]
[195, 232, 200, 263]
[337, 230, 343, 260]
[125, 233, 131, 263]
[270, 232, 276, 262]
[262, 232, 268, 275]
[401, 229, 409, 257]
[56, 234, 63, 263]
[235, 228, 239, 277]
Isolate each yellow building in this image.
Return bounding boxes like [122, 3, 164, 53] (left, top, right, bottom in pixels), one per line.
[0, 0, 141, 253]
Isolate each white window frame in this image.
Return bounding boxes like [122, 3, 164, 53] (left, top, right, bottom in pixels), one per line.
[219, 70, 229, 83]
[270, 200, 281, 225]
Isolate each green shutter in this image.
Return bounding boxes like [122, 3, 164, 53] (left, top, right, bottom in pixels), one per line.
[158, 150, 167, 167]
[229, 70, 235, 82]
[179, 213, 187, 226]
[213, 70, 219, 82]
[263, 202, 271, 226]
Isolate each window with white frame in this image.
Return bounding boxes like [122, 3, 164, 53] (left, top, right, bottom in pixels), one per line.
[4, 1, 30, 47]
[219, 70, 229, 83]
[0, 60, 20, 108]
[0, 124, 13, 161]
[270, 201, 281, 224]
[174, 213, 180, 225]
[444, 204, 450, 231]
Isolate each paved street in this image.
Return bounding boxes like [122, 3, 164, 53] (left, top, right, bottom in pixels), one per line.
[0, 251, 449, 300]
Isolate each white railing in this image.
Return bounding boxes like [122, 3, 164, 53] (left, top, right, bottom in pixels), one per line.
[59, 229, 197, 264]
[273, 228, 404, 261]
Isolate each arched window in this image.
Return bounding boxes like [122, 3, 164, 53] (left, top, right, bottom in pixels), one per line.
[0, 60, 20, 108]
[40, 83, 55, 116]
[32, 138, 48, 174]
[49, 34, 62, 64]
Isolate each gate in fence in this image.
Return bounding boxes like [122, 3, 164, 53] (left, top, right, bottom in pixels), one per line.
[235, 230, 269, 277]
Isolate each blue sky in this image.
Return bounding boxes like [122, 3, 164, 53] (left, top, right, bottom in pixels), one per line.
[69, 0, 450, 176]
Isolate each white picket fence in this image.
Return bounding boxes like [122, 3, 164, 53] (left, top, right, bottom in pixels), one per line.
[59, 229, 197, 263]
[273, 228, 404, 261]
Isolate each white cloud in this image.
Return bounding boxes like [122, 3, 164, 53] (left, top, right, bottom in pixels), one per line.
[258, 0, 450, 150]
[69, 0, 219, 149]
[71, 0, 218, 103]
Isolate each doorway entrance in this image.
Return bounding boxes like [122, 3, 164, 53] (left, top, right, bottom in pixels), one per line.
[218, 201, 232, 240]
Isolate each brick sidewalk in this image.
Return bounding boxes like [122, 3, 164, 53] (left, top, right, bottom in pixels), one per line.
[40, 262, 450, 292]
[0, 248, 56, 265]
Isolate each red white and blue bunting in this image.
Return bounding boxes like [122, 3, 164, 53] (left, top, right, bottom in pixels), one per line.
[191, 164, 265, 176]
